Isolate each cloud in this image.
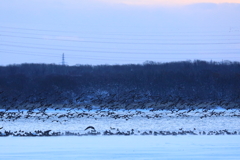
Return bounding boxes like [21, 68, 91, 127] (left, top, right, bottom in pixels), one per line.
[99, 0, 240, 6]
[2, 0, 240, 11]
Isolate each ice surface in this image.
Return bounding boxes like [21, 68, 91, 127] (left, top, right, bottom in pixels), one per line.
[1, 136, 240, 160]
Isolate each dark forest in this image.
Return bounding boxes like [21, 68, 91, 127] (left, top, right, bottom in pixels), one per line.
[0, 60, 240, 110]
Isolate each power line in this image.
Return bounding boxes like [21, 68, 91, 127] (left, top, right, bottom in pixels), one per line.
[1, 25, 239, 35]
[1, 30, 240, 39]
[1, 48, 239, 57]
[2, 40, 239, 52]
[1, 43, 240, 56]
[1, 48, 239, 65]
[0, 50, 155, 61]
[0, 26, 77, 33]
[1, 34, 239, 45]
[1, 25, 239, 65]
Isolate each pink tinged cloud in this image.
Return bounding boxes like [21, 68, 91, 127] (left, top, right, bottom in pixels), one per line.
[99, 0, 240, 6]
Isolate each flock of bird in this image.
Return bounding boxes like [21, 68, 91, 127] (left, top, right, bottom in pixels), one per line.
[1, 128, 239, 137]
[1, 89, 238, 112]
[0, 102, 240, 136]
[0, 90, 240, 136]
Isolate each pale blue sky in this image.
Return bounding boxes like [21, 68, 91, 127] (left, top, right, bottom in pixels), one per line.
[0, 1, 240, 65]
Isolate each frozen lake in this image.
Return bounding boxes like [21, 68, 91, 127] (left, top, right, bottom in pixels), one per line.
[1, 136, 240, 160]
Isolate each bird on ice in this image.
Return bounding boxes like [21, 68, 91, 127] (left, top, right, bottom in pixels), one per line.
[85, 126, 95, 131]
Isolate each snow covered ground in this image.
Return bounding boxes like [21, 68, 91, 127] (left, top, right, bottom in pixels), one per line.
[0, 108, 240, 135]
[1, 108, 240, 159]
[1, 136, 240, 160]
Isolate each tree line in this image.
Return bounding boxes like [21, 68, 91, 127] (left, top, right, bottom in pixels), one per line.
[0, 60, 240, 109]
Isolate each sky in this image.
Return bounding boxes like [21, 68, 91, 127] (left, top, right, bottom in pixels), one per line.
[0, 0, 240, 65]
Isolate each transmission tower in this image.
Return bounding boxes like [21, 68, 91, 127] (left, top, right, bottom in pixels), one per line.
[62, 53, 65, 65]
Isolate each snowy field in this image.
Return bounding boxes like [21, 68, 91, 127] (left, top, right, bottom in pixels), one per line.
[0, 107, 240, 136]
[1, 136, 240, 160]
[1, 107, 240, 159]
